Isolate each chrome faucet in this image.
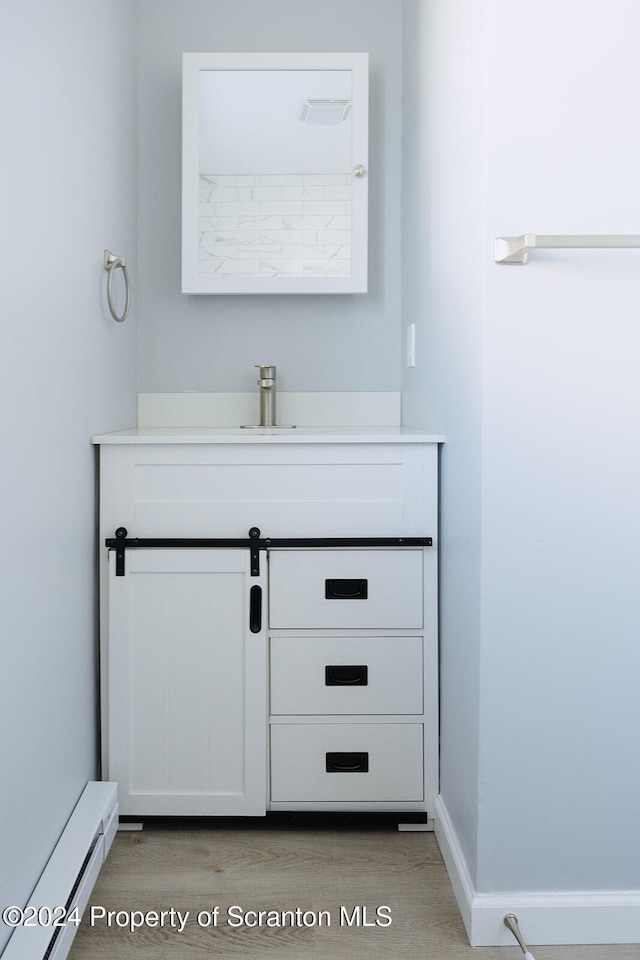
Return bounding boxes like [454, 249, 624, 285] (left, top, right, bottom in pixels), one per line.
[256, 364, 277, 427]
[240, 364, 296, 428]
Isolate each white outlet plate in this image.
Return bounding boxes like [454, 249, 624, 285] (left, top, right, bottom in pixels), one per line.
[406, 323, 416, 367]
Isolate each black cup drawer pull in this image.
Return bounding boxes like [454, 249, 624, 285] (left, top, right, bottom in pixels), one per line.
[325, 578, 368, 600]
[325, 665, 368, 686]
[326, 751, 369, 773]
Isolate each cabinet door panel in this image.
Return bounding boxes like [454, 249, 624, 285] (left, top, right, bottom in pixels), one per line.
[108, 548, 266, 815]
[182, 52, 368, 294]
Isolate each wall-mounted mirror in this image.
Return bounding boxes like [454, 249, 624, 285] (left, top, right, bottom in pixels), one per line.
[182, 53, 368, 294]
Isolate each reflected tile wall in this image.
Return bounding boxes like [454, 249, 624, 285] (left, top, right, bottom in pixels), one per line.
[198, 174, 352, 277]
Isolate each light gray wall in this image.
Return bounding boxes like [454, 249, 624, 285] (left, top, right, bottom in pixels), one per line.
[404, 0, 640, 896]
[0, 2, 137, 949]
[478, 0, 640, 893]
[136, 0, 403, 393]
[401, 0, 485, 885]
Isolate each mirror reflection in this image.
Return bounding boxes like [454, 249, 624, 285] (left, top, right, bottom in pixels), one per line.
[198, 70, 353, 279]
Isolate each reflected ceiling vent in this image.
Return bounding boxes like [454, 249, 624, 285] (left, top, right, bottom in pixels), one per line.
[299, 99, 352, 125]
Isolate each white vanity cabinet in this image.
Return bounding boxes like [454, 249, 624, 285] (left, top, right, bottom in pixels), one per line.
[95, 429, 440, 817]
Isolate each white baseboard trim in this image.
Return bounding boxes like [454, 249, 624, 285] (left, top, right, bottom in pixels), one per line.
[3, 782, 118, 960]
[433, 795, 640, 946]
[433, 795, 475, 939]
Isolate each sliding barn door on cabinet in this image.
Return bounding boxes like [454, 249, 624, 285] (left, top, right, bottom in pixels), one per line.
[108, 548, 266, 816]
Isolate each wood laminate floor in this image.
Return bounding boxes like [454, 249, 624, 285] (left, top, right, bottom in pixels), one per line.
[69, 820, 640, 960]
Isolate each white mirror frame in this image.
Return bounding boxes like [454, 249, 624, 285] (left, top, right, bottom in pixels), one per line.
[182, 52, 369, 295]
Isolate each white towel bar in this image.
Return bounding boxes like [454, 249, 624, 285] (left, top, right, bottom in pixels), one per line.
[494, 233, 640, 264]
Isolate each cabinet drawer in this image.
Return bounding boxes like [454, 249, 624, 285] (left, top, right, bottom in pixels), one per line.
[268, 550, 423, 629]
[270, 636, 423, 715]
[270, 723, 424, 802]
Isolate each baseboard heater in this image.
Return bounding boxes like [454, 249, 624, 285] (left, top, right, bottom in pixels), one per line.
[3, 782, 118, 960]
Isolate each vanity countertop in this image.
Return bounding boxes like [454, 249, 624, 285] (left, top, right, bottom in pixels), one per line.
[92, 425, 445, 445]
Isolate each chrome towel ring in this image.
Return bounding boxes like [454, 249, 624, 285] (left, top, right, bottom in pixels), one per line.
[104, 249, 131, 322]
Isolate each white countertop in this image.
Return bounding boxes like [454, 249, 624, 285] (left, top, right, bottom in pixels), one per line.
[92, 425, 445, 445]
